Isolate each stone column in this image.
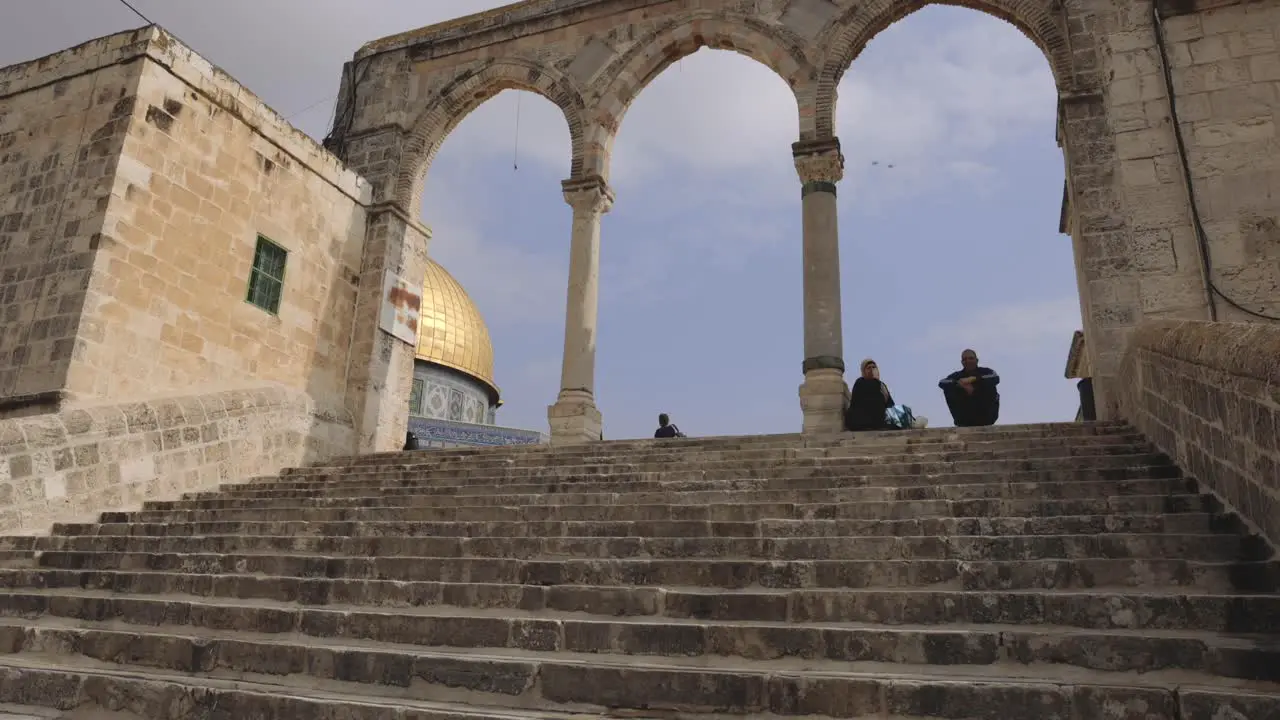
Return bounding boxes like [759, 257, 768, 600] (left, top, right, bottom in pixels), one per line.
[793, 139, 848, 434]
[346, 204, 430, 454]
[547, 176, 614, 445]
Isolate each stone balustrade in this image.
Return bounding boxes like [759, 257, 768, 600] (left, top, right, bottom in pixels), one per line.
[0, 384, 352, 535]
[1118, 319, 1280, 544]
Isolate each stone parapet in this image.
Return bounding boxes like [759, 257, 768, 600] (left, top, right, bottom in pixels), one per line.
[1118, 319, 1280, 544]
[0, 384, 352, 535]
[0, 27, 370, 204]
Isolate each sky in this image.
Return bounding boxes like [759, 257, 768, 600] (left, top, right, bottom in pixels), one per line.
[3, 1, 1084, 439]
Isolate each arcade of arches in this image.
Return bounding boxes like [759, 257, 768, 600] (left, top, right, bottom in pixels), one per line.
[325, 0, 1280, 447]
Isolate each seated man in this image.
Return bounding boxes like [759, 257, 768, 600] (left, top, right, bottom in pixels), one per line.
[654, 413, 684, 439]
[938, 349, 1000, 427]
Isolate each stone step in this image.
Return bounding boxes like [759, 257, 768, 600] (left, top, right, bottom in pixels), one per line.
[146, 477, 1196, 513]
[49, 511, 1236, 539]
[1, 533, 1266, 563]
[327, 421, 1135, 466]
[1, 591, 1278, 679]
[297, 440, 1155, 476]
[223, 464, 1183, 495]
[0, 658, 666, 720]
[2, 652, 1274, 720]
[377, 433, 1149, 470]
[99, 492, 1220, 524]
[3, 565, 1276, 616]
[0, 621, 1274, 718]
[5, 550, 1277, 594]
[282, 452, 1175, 483]
[317, 435, 1152, 468]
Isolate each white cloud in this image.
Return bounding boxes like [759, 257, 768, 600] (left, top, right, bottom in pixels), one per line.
[422, 177, 569, 327]
[913, 297, 1083, 356]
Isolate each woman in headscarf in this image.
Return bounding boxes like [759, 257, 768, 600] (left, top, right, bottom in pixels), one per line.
[845, 358, 894, 431]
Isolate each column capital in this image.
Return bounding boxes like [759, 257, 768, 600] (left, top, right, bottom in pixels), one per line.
[562, 175, 615, 215]
[792, 138, 844, 187]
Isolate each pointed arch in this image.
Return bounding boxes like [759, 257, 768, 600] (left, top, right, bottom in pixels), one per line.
[585, 12, 821, 179]
[396, 57, 589, 212]
[813, 0, 1081, 139]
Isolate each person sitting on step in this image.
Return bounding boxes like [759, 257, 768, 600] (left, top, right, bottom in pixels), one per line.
[654, 413, 685, 439]
[938, 348, 1001, 427]
[846, 358, 923, 431]
[845, 358, 894, 431]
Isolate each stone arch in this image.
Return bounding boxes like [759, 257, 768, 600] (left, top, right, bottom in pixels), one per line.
[813, 0, 1074, 139]
[397, 57, 589, 212]
[585, 12, 821, 178]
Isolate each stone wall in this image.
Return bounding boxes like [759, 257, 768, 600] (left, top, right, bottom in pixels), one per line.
[0, 29, 154, 415]
[1106, 0, 1280, 323]
[71, 30, 371, 427]
[1118, 319, 1280, 545]
[0, 383, 335, 535]
[1, 27, 371, 430]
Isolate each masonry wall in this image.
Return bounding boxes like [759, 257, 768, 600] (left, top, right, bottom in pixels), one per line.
[0, 27, 375, 534]
[1118, 320, 1280, 546]
[70, 39, 370, 427]
[1105, 0, 1280, 324]
[0, 31, 152, 415]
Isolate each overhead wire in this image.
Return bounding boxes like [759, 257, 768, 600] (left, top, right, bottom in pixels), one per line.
[114, 0, 153, 24]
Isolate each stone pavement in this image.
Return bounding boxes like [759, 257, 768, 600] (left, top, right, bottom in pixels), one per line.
[0, 421, 1276, 718]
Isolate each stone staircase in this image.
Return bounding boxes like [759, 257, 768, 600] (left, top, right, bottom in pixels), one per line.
[0, 421, 1276, 718]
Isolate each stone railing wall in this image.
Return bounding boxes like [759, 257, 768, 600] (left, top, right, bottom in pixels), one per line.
[0, 384, 354, 535]
[1118, 320, 1280, 545]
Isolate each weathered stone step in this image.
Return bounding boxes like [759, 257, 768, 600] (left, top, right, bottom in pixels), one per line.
[0, 659, 658, 720]
[0, 621, 1274, 718]
[297, 440, 1154, 477]
[329, 421, 1134, 466]
[2, 533, 1264, 563]
[0, 591, 1276, 679]
[6, 550, 1276, 595]
[100, 492, 1218, 524]
[2, 651, 1275, 720]
[282, 452, 1175, 484]
[147, 477, 1195, 513]
[49, 512, 1233, 540]
[3, 565, 1275, 618]
[224, 464, 1183, 495]
[373, 433, 1150, 471]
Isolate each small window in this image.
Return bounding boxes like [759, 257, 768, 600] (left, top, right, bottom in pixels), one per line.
[246, 235, 287, 314]
[409, 379, 425, 416]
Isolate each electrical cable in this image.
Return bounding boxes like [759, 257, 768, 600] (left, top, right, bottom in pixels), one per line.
[513, 92, 522, 170]
[114, 0, 153, 25]
[1151, 3, 1280, 321]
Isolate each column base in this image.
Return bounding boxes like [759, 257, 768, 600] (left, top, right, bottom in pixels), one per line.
[799, 368, 848, 435]
[547, 391, 603, 445]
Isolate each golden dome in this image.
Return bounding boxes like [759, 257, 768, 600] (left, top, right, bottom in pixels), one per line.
[415, 258, 500, 402]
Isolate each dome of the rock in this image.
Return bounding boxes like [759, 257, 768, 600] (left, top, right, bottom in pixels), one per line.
[405, 257, 544, 447]
[414, 257, 499, 404]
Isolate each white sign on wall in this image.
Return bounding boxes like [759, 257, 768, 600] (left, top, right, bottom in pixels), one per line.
[378, 269, 422, 346]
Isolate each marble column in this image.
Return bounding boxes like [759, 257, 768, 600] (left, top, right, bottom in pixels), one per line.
[793, 139, 848, 434]
[547, 176, 614, 445]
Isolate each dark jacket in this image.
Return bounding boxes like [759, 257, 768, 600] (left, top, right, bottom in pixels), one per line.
[845, 377, 894, 431]
[655, 424, 682, 439]
[939, 367, 1000, 399]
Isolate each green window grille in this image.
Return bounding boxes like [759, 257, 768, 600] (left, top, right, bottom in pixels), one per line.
[246, 235, 287, 314]
[409, 379, 425, 417]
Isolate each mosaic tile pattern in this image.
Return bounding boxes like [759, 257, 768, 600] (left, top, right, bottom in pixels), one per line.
[407, 416, 547, 448]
